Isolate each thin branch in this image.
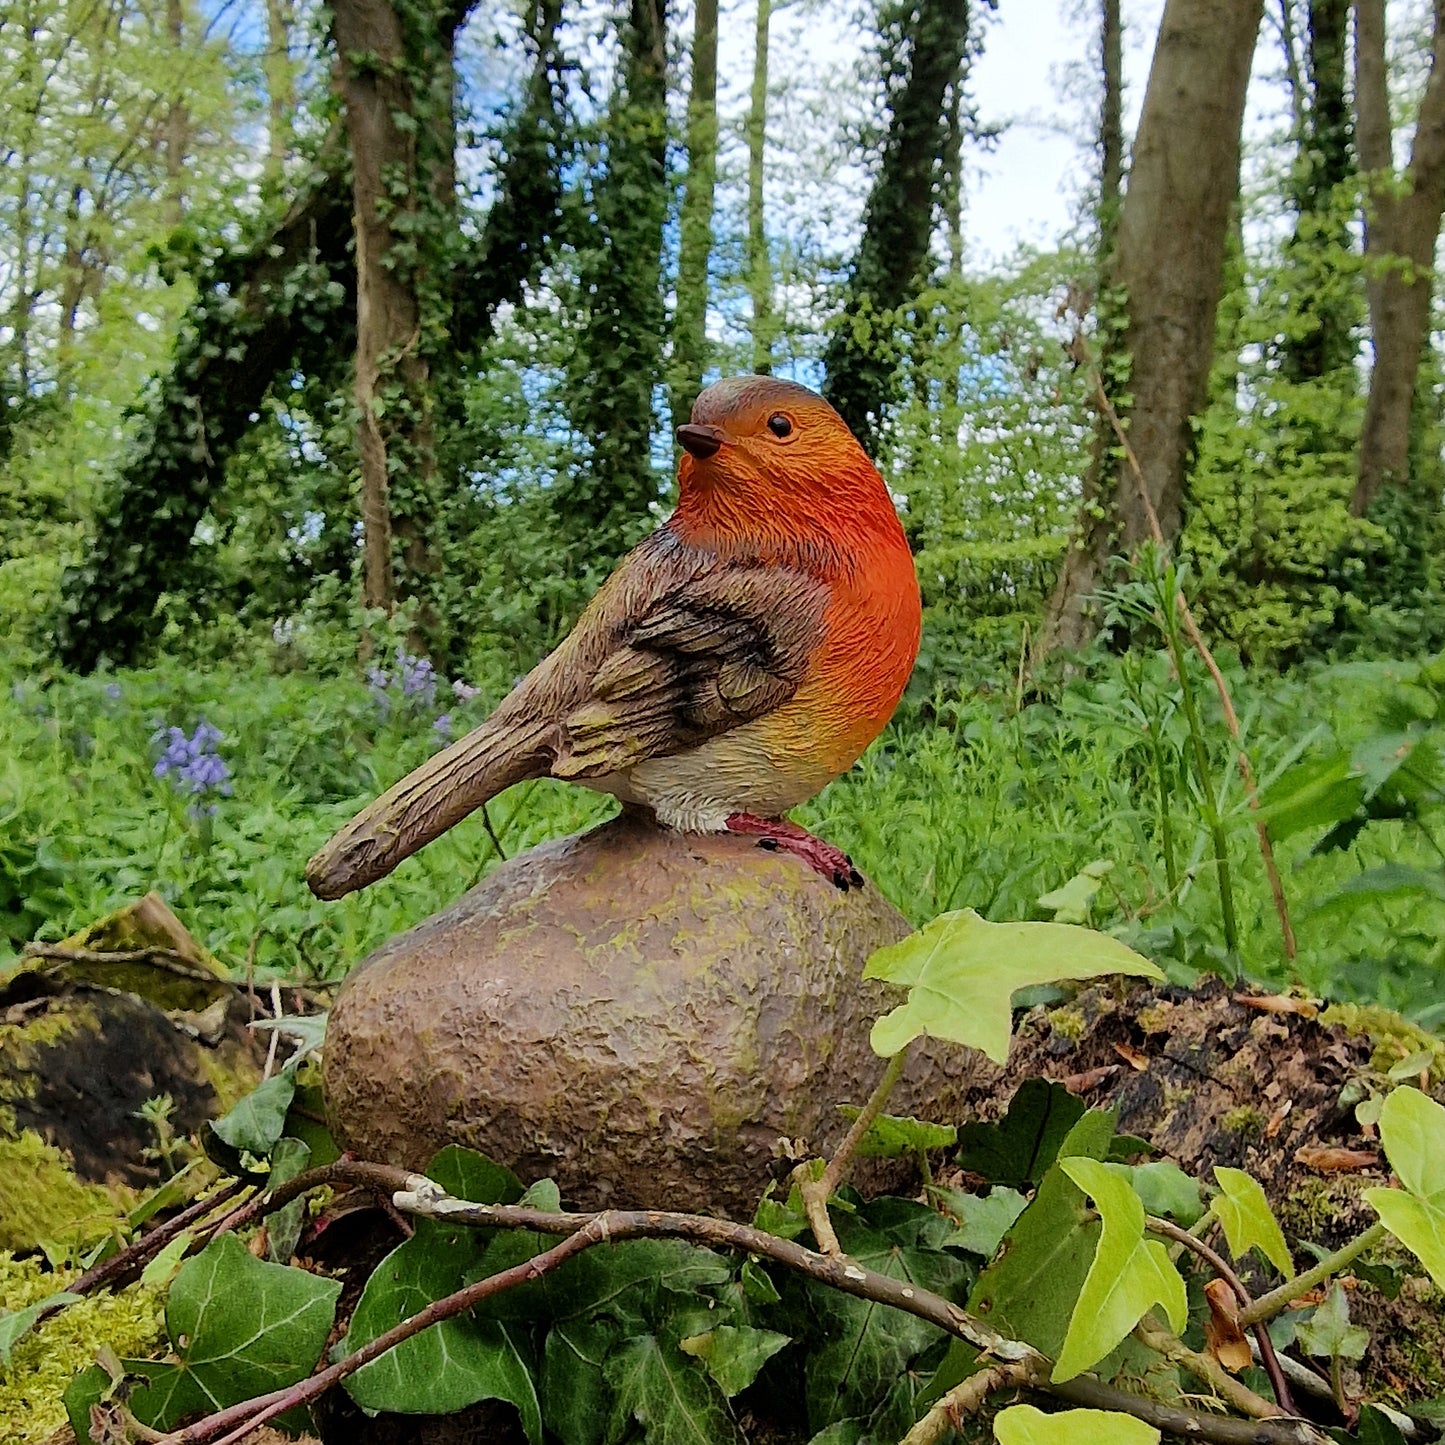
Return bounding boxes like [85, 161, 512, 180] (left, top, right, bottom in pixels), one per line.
[1147, 1214, 1296, 1414]
[20, 943, 231, 986]
[797, 1044, 912, 1255]
[1134, 1318, 1290, 1424]
[901, 1360, 1037, 1445]
[1238, 1223, 1389, 1328]
[210, 1159, 412, 1239]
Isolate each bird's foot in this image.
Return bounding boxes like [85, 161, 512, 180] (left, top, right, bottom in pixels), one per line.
[724, 813, 864, 891]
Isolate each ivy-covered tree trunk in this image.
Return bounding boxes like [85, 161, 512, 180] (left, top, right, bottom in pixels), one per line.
[1041, 0, 1263, 655]
[55, 168, 358, 671]
[821, 0, 972, 454]
[1350, 0, 1445, 517]
[668, 0, 718, 438]
[331, 0, 466, 629]
[1279, 0, 1354, 385]
[561, 0, 669, 566]
[746, 0, 775, 376]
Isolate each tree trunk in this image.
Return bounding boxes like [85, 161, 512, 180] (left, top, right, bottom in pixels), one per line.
[1041, 0, 1263, 654]
[164, 0, 190, 226]
[562, 0, 669, 565]
[669, 0, 719, 435]
[1350, 0, 1445, 516]
[821, 0, 973, 453]
[1279, 0, 1354, 383]
[746, 0, 774, 375]
[331, 0, 462, 620]
[1099, 0, 1123, 253]
[263, 0, 297, 177]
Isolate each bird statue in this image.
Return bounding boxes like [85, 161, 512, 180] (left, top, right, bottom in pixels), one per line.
[306, 375, 921, 899]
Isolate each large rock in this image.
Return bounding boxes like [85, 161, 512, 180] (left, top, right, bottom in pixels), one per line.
[324, 813, 971, 1215]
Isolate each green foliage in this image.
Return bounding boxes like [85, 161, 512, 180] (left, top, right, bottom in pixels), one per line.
[1365, 1087, 1445, 1290]
[863, 907, 1161, 1059]
[995, 1404, 1160, 1445]
[1212, 1166, 1293, 1277]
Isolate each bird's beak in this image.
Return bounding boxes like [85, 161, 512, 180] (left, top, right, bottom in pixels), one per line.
[676, 423, 726, 459]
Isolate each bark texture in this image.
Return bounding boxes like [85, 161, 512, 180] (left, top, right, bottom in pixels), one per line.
[746, 0, 775, 375]
[1042, 0, 1263, 654]
[1350, 0, 1445, 515]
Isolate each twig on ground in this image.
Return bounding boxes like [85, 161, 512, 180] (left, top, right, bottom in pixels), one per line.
[19, 943, 230, 986]
[900, 1361, 1038, 1445]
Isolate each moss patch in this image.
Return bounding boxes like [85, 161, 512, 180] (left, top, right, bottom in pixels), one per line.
[0, 1116, 140, 1255]
[0, 1254, 164, 1444]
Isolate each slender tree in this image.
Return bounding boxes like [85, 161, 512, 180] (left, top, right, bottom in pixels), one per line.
[746, 0, 776, 375]
[561, 0, 670, 566]
[670, 0, 719, 435]
[1350, 0, 1445, 516]
[263, 0, 297, 177]
[1041, 0, 1264, 654]
[821, 0, 974, 454]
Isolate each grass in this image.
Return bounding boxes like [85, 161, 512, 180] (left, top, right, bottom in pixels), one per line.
[2, 643, 1443, 1024]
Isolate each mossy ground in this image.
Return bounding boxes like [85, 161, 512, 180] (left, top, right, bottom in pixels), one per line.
[0, 1254, 164, 1444]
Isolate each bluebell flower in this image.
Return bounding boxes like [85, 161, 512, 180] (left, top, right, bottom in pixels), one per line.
[398, 651, 436, 704]
[103, 682, 123, 702]
[153, 719, 232, 818]
[433, 713, 453, 740]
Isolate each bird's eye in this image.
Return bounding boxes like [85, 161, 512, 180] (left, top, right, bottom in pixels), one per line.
[767, 414, 793, 439]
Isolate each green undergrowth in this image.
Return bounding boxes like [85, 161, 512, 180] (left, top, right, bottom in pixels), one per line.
[2, 643, 1443, 1019]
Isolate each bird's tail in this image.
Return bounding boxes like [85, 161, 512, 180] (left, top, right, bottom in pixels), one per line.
[305, 714, 551, 900]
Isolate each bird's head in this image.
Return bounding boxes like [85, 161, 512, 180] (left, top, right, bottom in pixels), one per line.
[674, 377, 897, 554]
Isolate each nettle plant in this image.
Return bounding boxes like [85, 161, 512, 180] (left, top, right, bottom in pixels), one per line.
[9, 914, 1445, 1445]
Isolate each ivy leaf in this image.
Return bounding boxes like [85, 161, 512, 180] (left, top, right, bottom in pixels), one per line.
[934, 1186, 1028, 1258]
[1213, 1167, 1293, 1276]
[139, 1232, 193, 1289]
[266, 1136, 312, 1264]
[542, 1318, 615, 1445]
[995, 1403, 1160, 1444]
[1036, 860, 1114, 923]
[605, 1333, 743, 1445]
[864, 910, 1161, 1060]
[208, 1063, 296, 1159]
[0, 1292, 81, 1365]
[128, 1233, 340, 1428]
[679, 1325, 790, 1397]
[1364, 1086, 1445, 1289]
[1296, 1284, 1369, 1361]
[837, 1108, 957, 1157]
[953, 1109, 1115, 1400]
[1053, 1157, 1188, 1383]
[1330, 1404, 1411, 1444]
[1114, 1161, 1202, 1225]
[955, 1077, 1086, 1188]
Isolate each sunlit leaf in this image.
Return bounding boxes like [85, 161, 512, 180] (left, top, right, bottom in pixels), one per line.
[1364, 1087, 1445, 1289]
[1053, 1157, 1187, 1383]
[864, 910, 1161, 1061]
[1116, 1161, 1202, 1225]
[994, 1403, 1160, 1444]
[1212, 1167, 1292, 1276]
[679, 1325, 789, 1396]
[0, 1292, 81, 1366]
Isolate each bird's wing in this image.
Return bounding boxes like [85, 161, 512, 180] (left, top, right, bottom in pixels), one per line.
[550, 558, 830, 779]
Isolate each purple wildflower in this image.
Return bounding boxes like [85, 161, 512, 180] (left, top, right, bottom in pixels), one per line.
[433, 713, 453, 740]
[452, 678, 480, 702]
[398, 651, 436, 704]
[103, 682, 123, 702]
[153, 719, 232, 815]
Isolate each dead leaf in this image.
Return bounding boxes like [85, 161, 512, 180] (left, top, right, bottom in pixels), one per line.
[1060, 1064, 1120, 1093]
[1265, 1101, 1293, 1139]
[1112, 1042, 1149, 1071]
[1295, 1145, 1379, 1173]
[1236, 993, 1319, 1019]
[1204, 1278, 1252, 1372]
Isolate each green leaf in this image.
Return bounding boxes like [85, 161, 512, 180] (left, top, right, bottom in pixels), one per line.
[266, 1136, 312, 1264]
[128, 1233, 340, 1429]
[837, 1107, 957, 1157]
[543, 1318, 614, 1445]
[956, 1078, 1086, 1188]
[0, 1292, 81, 1366]
[1365, 1086, 1445, 1289]
[1330, 1404, 1411, 1444]
[934, 1186, 1028, 1258]
[1053, 1157, 1187, 1383]
[1312, 866, 1445, 918]
[864, 910, 1161, 1060]
[679, 1325, 789, 1396]
[1036, 860, 1113, 923]
[995, 1403, 1160, 1444]
[1258, 754, 1362, 843]
[209, 1065, 296, 1158]
[1115, 1161, 1202, 1225]
[427, 1143, 525, 1204]
[1296, 1284, 1369, 1361]
[139, 1232, 193, 1289]
[605, 1333, 743, 1445]
[1213, 1167, 1293, 1276]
